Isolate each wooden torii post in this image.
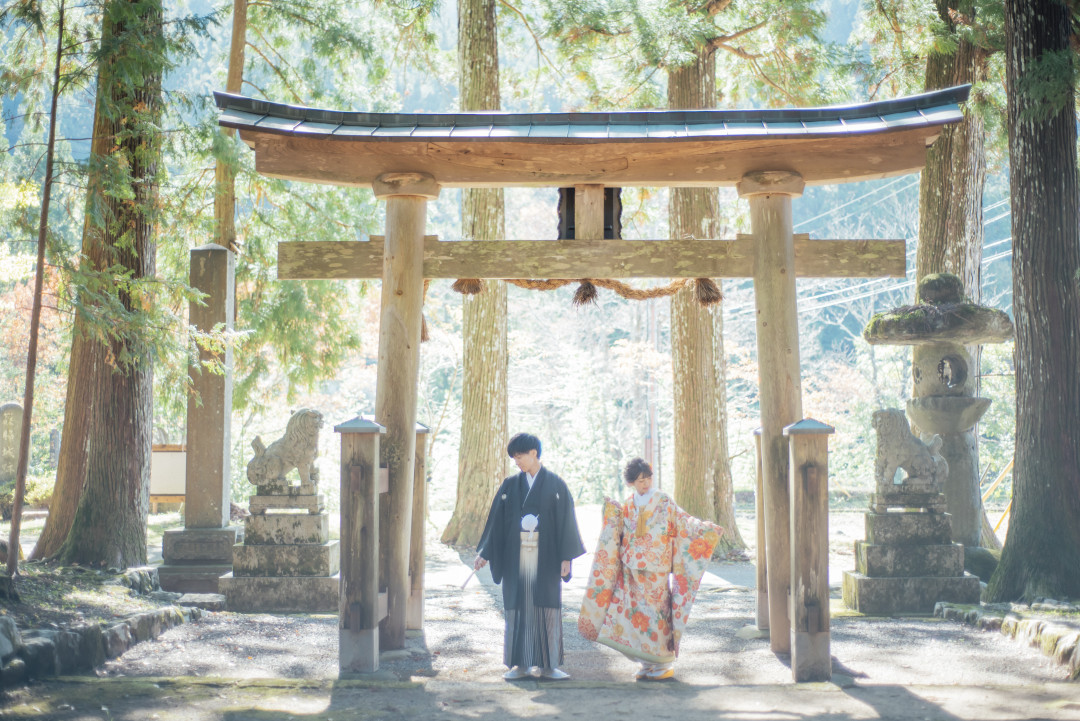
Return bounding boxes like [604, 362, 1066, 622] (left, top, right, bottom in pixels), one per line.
[216, 85, 969, 660]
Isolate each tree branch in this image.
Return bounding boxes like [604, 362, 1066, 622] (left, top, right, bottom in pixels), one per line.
[244, 40, 304, 104]
[497, 0, 563, 77]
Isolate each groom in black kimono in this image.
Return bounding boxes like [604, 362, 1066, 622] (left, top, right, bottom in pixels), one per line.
[474, 433, 586, 681]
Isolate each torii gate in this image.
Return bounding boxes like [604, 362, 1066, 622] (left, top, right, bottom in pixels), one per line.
[216, 85, 969, 672]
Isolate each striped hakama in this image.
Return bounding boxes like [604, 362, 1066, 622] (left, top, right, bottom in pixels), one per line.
[504, 531, 563, 669]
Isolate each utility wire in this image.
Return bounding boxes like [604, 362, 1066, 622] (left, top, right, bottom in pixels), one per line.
[724, 205, 1013, 317]
[796, 245, 1014, 314]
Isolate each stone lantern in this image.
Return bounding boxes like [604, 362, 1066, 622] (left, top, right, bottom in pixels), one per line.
[863, 273, 1013, 548]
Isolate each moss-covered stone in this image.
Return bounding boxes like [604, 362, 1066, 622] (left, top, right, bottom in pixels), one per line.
[916, 273, 966, 305]
[863, 302, 1013, 345]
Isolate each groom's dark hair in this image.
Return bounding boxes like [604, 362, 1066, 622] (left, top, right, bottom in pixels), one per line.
[507, 433, 542, 458]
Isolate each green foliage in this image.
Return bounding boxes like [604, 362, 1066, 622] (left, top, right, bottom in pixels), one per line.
[539, 0, 833, 108]
[1015, 48, 1077, 122]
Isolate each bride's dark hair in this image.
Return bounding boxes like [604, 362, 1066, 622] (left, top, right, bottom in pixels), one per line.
[623, 457, 653, 484]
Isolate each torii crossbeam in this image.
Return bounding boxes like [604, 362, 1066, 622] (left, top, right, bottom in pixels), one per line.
[216, 85, 970, 672]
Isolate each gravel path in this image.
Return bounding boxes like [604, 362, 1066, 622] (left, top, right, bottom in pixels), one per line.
[102, 510, 1068, 687]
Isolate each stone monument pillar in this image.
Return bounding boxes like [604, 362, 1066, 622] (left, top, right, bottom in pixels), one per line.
[0, 403, 22, 486]
[863, 274, 1013, 548]
[159, 245, 239, 592]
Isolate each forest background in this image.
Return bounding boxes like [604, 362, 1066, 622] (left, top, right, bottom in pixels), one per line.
[0, 0, 1018, 528]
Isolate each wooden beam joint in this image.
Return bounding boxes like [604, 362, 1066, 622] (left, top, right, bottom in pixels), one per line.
[737, 171, 805, 198]
[373, 172, 440, 200]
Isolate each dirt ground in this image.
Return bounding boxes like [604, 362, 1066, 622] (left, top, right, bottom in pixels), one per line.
[5, 507, 1079, 720]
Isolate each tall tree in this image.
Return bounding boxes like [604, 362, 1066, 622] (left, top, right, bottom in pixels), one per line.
[544, 0, 828, 550]
[6, 0, 66, 577]
[667, 46, 743, 549]
[916, 1, 997, 297]
[916, 1, 1006, 549]
[442, 0, 508, 547]
[986, 0, 1080, 602]
[215, 0, 246, 254]
[55, 0, 166, 566]
[30, 0, 114, 560]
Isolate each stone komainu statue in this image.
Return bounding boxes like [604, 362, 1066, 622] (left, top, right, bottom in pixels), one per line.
[247, 409, 324, 487]
[871, 408, 949, 490]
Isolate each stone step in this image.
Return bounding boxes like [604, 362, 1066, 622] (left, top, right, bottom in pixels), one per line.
[157, 564, 234, 594]
[249, 493, 324, 515]
[218, 572, 339, 613]
[865, 511, 952, 546]
[177, 593, 227, 611]
[855, 541, 965, 577]
[231, 541, 339, 577]
[244, 513, 329, 545]
[841, 570, 981, 615]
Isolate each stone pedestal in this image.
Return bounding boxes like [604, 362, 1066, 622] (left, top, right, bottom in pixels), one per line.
[158, 527, 240, 593]
[843, 504, 980, 614]
[219, 484, 339, 613]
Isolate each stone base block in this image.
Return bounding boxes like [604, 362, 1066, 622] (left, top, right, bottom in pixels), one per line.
[258, 480, 318, 496]
[791, 630, 831, 682]
[842, 571, 981, 615]
[340, 627, 379, 674]
[158, 564, 234, 594]
[218, 572, 339, 613]
[245, 513, 329, 545]
[249, 494, 324, 515]
[232, 541, 339, 577]
[865, 511, 952, 546]
[162, 528, 240, 564]
[855, 542, 965, 577]
[871, 491, 946, 513]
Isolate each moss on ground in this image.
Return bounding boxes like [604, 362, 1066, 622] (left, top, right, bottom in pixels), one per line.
[0, 562, 162, 628]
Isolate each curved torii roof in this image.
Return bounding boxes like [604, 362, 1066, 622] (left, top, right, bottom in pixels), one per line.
[215, 85, 969, 188]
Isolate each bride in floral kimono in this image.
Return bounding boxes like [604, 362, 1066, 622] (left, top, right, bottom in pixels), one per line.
[579, 458, 723, 681]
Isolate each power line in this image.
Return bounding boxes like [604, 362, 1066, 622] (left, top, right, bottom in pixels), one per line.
[796, 244, 1013, 314]
[725, 207, 1014, 317]
[793, 176, 917, 231]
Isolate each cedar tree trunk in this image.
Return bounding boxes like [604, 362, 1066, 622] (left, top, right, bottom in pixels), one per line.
[916, 0, 1000, 549]
[56, 0, 164, 567]
[442, 0, 508, 546]
[667, 46, 744, 551]
[215, 0, 247, 252]
[985, 0, 1080, 602]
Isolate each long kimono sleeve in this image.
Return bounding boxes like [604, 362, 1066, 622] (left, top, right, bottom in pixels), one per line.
[578, 498, 622, 642]
[669, 507, 724, 654]
[477, 482, 509, 585]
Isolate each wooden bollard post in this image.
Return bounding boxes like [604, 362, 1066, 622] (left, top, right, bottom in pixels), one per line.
[407, 423, 430, 631]
[372, 172, 439, 650]
[784, 418, 834, 682]
[753, 428, 769, 632]
[335, 417, 385, 674]
[738, 170, 805, 654]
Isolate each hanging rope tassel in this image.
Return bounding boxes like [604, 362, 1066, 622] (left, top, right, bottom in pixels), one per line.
[421, 278, 431, 343]
[694, 277, 723, 306]
[451, 278, 485, 295]
[572, 280, 599, 306]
